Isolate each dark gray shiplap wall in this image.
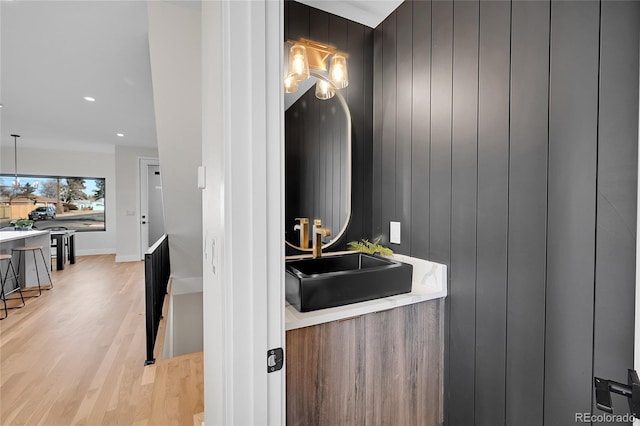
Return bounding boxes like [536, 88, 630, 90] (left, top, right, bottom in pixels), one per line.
[372, 1, 639, 425]
[285, 1, 373, 251]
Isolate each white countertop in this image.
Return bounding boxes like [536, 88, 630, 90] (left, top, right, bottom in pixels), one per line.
[0, 230, 50, 244]
[285, 253, 447, 330]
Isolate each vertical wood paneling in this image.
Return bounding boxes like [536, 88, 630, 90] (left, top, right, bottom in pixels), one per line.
[449, 1, 479, 424]
[309, 7, 327, 41]
[347, 21, 365, 243]
[381, 12, 398, 246]
[429, 2, 453, 423]
[372, 26, 383, 239]
[506, 1, 549, 424]
[287, 301, 443, 426]
[284, 1, 289, 40]
[362, 27, 374, 239]
[410, 0, 431, 260]
[364, 301, 443, 425]
[286, 324, 321, 425]
[545, 1, 600, 423]
[592, 1, 640, 422]
[286, 317, 366, 426]
[287, 1, 309, 40]
[474, 1, 510, 424]
[329, 16, 348, 235]
[371, 1, 638, 424]
[310, 9, 329, 230]
[429, 1, 453, 267]
[395, 1, 413, 255]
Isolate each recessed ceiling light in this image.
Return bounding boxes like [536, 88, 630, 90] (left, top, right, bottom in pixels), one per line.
[116, 133, 124, 137]
[83, 96, 96, 102]
[0, 104, 3, 108]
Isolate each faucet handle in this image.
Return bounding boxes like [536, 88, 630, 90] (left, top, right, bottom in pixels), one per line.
[312, 219, 330, 258]
[294, 218, 310, 249]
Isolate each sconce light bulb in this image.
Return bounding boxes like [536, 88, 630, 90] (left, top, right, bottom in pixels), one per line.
[289, 44, 310, 81]
[329, 53, 349, 89]
[315, 79, 335, 100]
[332, 65, 343, 81]
[293, 56, 304, 74]
[284, 74, 299, 93]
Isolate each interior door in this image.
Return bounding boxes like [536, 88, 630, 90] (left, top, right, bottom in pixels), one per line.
[140, 157, 166, 258]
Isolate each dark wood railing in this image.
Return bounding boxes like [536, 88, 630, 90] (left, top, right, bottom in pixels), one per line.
[144, 234, 170, 365]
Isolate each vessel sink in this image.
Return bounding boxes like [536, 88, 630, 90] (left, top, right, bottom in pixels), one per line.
[285, 253, 413, 312]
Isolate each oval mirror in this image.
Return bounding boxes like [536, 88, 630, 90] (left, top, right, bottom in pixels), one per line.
[285, 74, 351, 252]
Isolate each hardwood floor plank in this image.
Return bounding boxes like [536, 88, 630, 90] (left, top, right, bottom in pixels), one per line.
[0, 255, 203, 425]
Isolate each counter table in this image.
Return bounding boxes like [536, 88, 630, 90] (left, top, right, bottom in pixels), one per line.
[0, 230, 51, 289]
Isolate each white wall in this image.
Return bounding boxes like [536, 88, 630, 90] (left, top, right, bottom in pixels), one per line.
[0, 3, 3, 146]
[0, 145, 116, 255]
[114, 145, 158, 262]
[147, 1, 203, 281]
[202, 1, 224, 423]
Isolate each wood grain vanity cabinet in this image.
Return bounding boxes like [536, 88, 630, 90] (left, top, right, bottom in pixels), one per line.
[286, 298, 444, 426]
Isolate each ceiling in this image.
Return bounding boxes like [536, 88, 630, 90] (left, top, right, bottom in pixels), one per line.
[1, 0, 157, 151]
[0, 0, 401, 153]
[296, 1, 402, 28]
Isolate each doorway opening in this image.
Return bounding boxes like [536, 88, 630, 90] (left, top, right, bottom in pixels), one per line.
[140, 157, 166, 259]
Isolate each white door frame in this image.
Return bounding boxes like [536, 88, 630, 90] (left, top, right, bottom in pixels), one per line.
[202, 1, 284, 425]
[139, 156, 160, 260]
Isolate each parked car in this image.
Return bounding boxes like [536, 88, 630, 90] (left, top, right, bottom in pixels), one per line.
[29, 206, 56, 220]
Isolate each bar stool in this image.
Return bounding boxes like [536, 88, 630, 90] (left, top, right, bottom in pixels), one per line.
[11, 245, 53, 298]
[0, 254, 26, 319]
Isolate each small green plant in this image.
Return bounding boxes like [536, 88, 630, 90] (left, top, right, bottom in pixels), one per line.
[347, 238, 394, 256]
[14, 218, 34, 228]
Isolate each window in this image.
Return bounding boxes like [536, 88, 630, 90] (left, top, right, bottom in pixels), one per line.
[0, 174, 106, 232]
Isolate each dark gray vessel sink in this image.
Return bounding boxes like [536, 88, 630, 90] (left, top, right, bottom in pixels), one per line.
[285, 253, 413, 312]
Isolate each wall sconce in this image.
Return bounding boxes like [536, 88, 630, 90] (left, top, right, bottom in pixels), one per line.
[284, 38, 349, 100]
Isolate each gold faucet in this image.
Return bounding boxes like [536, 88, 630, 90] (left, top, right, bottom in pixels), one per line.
[294, 218, 309, 249]
[312, 219, 331, 259]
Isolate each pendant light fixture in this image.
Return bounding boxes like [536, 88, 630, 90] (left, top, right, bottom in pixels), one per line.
[11, 134, 20, 189]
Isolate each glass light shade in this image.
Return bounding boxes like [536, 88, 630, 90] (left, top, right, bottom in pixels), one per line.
[329, 53, 348, 89]
[284, 74, 299, 93]
[289, 44, 310, 81]
[315, 79, 334, 100]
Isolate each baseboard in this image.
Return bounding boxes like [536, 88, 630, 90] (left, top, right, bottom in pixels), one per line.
[115, 254, 142, 263]
[76, 248, 116, 256]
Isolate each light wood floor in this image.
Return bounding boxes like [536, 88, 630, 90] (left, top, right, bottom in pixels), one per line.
[0, 254, 203, 425]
